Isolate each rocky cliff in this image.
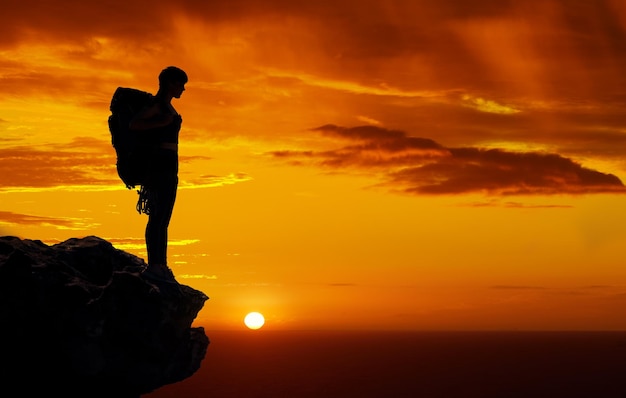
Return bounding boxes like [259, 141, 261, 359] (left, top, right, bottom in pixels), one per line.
[0, 235, 209, 397]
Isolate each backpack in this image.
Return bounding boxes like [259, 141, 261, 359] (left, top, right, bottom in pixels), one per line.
[108, 87, 157, 189]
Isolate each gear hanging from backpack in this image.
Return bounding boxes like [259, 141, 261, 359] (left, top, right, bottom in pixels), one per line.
[136, 185, 151, 215]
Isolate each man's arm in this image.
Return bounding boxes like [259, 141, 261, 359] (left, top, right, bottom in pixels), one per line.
[129, 103, 174, 130]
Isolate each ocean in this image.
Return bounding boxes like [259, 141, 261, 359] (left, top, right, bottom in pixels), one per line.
[144, 330, 626, 398]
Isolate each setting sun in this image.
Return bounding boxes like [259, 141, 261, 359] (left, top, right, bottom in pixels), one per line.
[244, 312, 265, 330]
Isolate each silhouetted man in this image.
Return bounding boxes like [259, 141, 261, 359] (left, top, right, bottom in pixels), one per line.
[129, 66, 187, 281]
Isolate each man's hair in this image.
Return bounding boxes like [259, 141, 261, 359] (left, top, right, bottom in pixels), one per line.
[159, 66, 188, 86]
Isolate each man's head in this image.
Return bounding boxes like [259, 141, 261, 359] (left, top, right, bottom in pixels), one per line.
[159, 66, 188, 86]
[159, 66, 188, 98]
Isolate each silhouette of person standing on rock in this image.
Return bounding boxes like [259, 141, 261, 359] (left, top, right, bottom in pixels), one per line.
[129, 66, 187, 282]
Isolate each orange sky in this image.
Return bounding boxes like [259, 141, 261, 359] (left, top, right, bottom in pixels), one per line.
[3, 0, 626, 331]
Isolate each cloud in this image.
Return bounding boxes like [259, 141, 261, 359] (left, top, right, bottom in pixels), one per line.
[182, 172, 253, 189]
[269, 124, 626, 196]
[262, 69, 452, 99]
[0, 136, 234, 192]
[179, 274, 218, 280]
[0, 1, 171, 46]
[105, 237, 199, 251]
[460, 95, 520, 114]
[104, 237, 147, 251]
[463, 200, 573, 209]
[0, 138, 118, 192]
[0, 211, 97, 230]
[490, 285, 547, 290]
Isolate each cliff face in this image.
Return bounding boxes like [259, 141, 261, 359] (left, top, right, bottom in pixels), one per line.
[0, 235, 209, 397]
